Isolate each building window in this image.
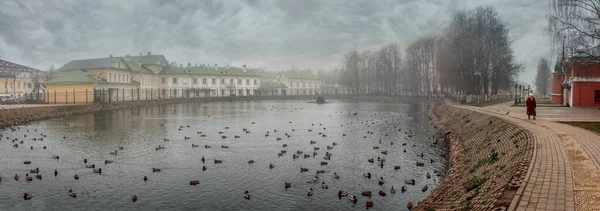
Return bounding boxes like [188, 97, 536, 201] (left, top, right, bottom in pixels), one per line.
[109, 73, 112, 81]
[246, 79, 250, 85]
[162, 78, 166, 83]
[253, 79, 257, 85]
[221, 79, 225, 84]
[203, 78, 207, 84]
[212, 78, 216, 84]
[230, 79, 234, 84]
[18, 82, 21, 89]
[595, 90, 600, 102]
[296, 81, 299, 87]
[238, 79, 242, 84]
[193, 78, 198, 84]
[28, 83, 31, 88]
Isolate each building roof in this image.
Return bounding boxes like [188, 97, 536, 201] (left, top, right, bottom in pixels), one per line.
[258, 81, 288, 90]
[0, 59, 41, 77]
[124, 60, 153, 74]
[128, 55, 166, 65]
[58, 57, 123, 71]
[218, 67, 260, 77]
[160, 66, 222, 76]
[256, 71, 276, 78]
[279, 70, 320, 80]
[45, 70, 97, 85]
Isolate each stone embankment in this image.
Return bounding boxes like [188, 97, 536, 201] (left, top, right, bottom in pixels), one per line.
[420, 103, 534, 210]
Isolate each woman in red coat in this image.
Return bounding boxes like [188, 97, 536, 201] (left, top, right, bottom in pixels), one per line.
[526, 94, 536, 120]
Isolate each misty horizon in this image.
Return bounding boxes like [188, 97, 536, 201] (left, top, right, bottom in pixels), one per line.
[0, 0, 550, 84]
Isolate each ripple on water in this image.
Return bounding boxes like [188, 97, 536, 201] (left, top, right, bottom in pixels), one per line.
[0, 100, 448, 210]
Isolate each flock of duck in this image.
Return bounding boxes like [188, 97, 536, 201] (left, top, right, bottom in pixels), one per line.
[0, 105, 448, 210]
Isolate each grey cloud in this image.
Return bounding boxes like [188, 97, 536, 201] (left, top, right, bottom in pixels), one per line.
[0, 0, 551, 84]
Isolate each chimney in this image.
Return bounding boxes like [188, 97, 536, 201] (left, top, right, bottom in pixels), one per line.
[109, 54, 112, 58]
[227, 64, 229, 70]
[242, 64, 247, 72]
[147, 52, 151, 55]
[139, 52, 142, 56]
[214, 63, 218, 70]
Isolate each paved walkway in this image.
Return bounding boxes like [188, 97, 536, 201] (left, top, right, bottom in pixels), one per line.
[454, 101, 600, 210]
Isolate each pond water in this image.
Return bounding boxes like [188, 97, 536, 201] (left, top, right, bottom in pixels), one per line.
[0, 99, 448, 210]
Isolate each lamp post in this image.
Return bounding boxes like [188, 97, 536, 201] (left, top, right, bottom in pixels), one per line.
[474, 72, 482, 105]
[514, 83, 518, 104]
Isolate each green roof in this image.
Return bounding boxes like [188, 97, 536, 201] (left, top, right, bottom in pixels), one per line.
[258, 81, 288, 89]
[218, 67, 260, 77]
[160, 66, 222, 76]
[58, 57, 123, 71]
[45, 70, 97, 85]
[124, 60, 153, 74]
[128, 55, 166, 65]
[256, 71, 275, 78]
[280, 70, 320, 80]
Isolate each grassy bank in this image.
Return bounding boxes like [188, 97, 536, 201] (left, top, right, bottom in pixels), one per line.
[563, 122, 600, 134]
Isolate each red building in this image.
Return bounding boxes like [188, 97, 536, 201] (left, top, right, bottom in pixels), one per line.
[551, 55, 600, 107]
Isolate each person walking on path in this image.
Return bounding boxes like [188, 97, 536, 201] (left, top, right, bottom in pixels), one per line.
[526, 93, 537, 120]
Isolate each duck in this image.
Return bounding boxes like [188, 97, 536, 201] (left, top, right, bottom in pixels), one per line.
[201, 157, 205, 163]
[35, 174, 42, 180]
[333, 172, 340, 179]
[363, 172, 371, 179]
[221, 145, 229, 149]
[14, 174, 19, 181]
[321, 181, 328, 189]
[368, 158, 374, 163]
[401, 186, 408, 193]
[143, 176, 148, 182]
[68, 189, 77, 198]
[313, 175, 319, 183]
[426, 172, 431, 179]
[23, 193, 33, 200]
[54, 170, 58, 176]
[86, 164, 95, 168]
[189, 180, 200, 185]
[407, 201, 413, 209]
[390, 186, 396, 194]
[416, 161, 424, 166]
[30, 168, 39, 173]
[378, 177, 384, 185]
[152, 168, 161, 172]
[74, 174, 79, 180]
[119, 146, 124, 150]
[378, 190, 386, 196]
[25, 174, 33, 181]
[214, 159, 223, 164]
[109, 151, 117, 155]
[405, 179, 415, 185]
[320, 161, 328, 166]
[248, 160, 255, 164]
[93, 168, 102, 174]
[244, 191, 250, 200]
[422, 185, 428, 192]
[338, 190, 348, 197]
[269, 163, 275, 169]
[307, 188, 313, 196]
[300, 167, 309, 173]
[366, 201, 374, 209]
[348, 195, 358, 203]
[361, 191, 372, 197]
[202, 166, 207, 171]
[105, 160, 113, 164]
[132, 195, 138, 202]
[284, 182, 292, 189]
[24, 161, 32, 165]
[394, 165, 401, 170]
[192, 144, 199, 148]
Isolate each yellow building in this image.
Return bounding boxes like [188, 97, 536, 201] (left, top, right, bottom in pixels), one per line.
[0, 59, 41, 99]
[44, 70, 97, 104]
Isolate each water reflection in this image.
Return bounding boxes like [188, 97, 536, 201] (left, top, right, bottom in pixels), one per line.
[0, 99, 447, 210]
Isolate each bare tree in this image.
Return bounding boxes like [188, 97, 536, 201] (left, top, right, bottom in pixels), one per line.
[548, 0, 600, 59]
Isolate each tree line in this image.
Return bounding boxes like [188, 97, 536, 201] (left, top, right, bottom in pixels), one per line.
[326, 6, 523, 96]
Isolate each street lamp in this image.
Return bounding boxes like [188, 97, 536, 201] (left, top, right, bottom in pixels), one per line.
[474, 72, 482, 105]
[514, 83, 518, 104]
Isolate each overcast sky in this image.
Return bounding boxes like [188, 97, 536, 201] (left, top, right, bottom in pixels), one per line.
[0, 0, 550, 84]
